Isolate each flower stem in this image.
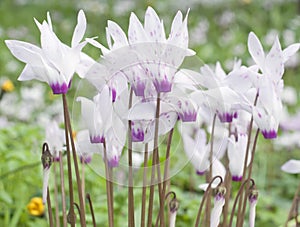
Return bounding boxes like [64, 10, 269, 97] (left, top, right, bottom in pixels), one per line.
[62, 94, 86, 226]
[147, 93, 164, 227]
[59, 152, 67, 227]
[47, 187, 54, 227]
[82, 162, 86, 208]
[86, 193, 97, 227]
[103, 140, 114, 227]
[195, 176, 223, 227]
[155, 128, 174, 226]
[128, 88, 135, 227]
[238, 128, 260, 227]
[221, 158, 232, 227]
[229, 179, 255, 227]
[53, 163, 60, 227]
[141, 143, 149, 227]
[286, 178, 300, 225]
[62, 95, 75, 227]
[205, 113, 217, 226]
[236, 93, 258, 226]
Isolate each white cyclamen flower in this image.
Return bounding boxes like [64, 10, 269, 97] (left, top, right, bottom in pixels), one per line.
[5, 10, 88, 94]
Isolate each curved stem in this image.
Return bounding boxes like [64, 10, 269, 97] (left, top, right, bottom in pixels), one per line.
[195, 175, 223, 227]
[229, 179, 255, 227]
[286, 177, 300, 225]
[86, 194, 97, 227]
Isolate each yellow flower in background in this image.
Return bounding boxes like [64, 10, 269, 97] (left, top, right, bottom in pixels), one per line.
[1, 80, 14, 92]
[27, 197, 45, 216]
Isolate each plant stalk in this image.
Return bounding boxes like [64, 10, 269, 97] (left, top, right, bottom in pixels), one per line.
[103, 140, 114, 227]
[59, 152, 67, 227]
[128, 88, 135, 227]
[62, 95, 75, 227]
[53, 163, 60, 227]
[62, 94, 86, 226]
[47, 187, 54, 227]
[205, 113, 217, 226]
[141, 143, 149, 227]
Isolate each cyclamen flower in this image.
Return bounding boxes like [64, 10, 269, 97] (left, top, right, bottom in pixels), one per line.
[75, 130, 102, 164]
[247, 32, 300, 138]
[77, 85, 113, 143]
[190, 63, 249, 123]
[87, 7, 194, 95]
[5, 10, 88, 94]
[248, 32, 300, 83]
[227, 134, 249, 181]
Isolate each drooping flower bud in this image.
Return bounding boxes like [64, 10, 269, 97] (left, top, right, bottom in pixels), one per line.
[248, 185, 258, 227]
[41, 143, 53, 204]
[210, 185, 226, 227]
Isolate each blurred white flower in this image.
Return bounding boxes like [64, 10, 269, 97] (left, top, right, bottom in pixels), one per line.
[281, 159, 300, 174]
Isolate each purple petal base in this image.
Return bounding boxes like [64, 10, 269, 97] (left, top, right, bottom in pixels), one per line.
[232, 175, 243, 181]
[111, 88, 116, 102]
[90, 135, 105, 143]
[108, 156, 119, 168]
[132, 128, 144, 142]
[218, 112, 237, 123]
[80, 155, 92, 164]
[50, 82, 68, 94]
[196, 170, 206, 176]
[179, 111, 197, 122]
[132, 81, 146, 97]
[261, 130, 277, 139]
[153, 78, 172, 93]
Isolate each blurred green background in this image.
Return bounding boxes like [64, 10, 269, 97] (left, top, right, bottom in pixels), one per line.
[0, 0, 300, 226]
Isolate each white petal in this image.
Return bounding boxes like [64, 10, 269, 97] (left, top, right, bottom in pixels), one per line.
[128, 102, 156, 121]
[42, 168, 50, 204]
[211, 197, 225, 227]
[248, 32, 265, 69]
[282, 43, 300, 63]
[86, 38, 110, 55]
[5, 40, 42, 65]
[46, 12, 53, 30]
[106, 20, 128, 49]
[265, 36, 284, 81]
[128, 12, 148, 44]
[281, 159, 300, 174]
[76, 130, 102, 156]
[144, 7, 165, 42]
[72, 10, 87, 47]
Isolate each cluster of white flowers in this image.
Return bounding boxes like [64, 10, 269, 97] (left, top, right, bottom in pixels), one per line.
[5, 7, 300, 226]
